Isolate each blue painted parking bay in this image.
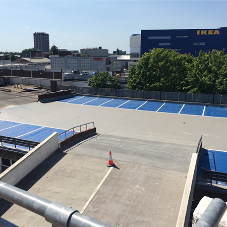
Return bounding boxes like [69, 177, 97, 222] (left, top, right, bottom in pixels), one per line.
[59, 95, 227, 118]
[197, 148, 227, 185]
[0, 120, 68, 149]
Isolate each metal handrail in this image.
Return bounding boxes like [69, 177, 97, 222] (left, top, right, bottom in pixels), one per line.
[0, 181, 111, 227]
[58, 122, 95, 139]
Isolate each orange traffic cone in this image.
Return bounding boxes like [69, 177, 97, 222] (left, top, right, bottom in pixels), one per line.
[107, 151, 114, 167]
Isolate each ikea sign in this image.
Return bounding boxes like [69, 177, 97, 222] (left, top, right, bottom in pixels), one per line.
[197, 30, 220, 35]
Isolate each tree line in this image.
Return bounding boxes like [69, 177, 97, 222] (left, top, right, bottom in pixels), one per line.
[127, 48, 227, 95]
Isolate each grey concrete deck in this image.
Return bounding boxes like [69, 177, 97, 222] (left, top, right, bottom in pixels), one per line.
[0, 95, 227, 226]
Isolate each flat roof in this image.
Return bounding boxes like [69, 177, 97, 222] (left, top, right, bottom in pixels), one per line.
[0, 91, 227, 226]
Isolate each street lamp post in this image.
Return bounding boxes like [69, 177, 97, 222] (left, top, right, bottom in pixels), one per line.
[30, 52, 32, 78]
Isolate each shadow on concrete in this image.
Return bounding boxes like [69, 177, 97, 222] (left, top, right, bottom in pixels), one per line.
[0, 149, 67, 216]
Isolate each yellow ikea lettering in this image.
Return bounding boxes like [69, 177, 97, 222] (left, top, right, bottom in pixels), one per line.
[201, 30, 207, 35]
[208, 30, 213, 35]
[213, 30, 220, 35]
[197, 29, 220, 35]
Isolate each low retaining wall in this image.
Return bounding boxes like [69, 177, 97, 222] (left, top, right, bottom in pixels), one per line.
[0, 132, 58, 186]
[176, 153, 199, 227]
[73, 87, 227, 105]
[60, 128, 96, 148]
[38, 90, 73, 102]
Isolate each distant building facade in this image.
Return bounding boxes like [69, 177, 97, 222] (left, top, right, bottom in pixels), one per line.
[33, 32, 49, 52]
[141, 27, 227, 57]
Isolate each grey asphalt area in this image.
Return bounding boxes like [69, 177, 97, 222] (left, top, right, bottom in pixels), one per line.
[0, 94, 227, 226]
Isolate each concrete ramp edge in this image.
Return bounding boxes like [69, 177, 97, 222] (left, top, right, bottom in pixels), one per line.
[0, 132, 59, 186]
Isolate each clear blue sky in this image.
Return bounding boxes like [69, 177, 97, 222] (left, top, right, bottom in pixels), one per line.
[1, 0, 227, 53]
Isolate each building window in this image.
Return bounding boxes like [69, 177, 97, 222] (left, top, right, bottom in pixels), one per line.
[176, 36, 188, 38]
[148, 36, 171, 39]
[193, 42, 205, 46]
[173, 49, 182, 52]
[68, 58, 78, 69]
[159, 43, 170, 46]
[81, 58, 91, 70]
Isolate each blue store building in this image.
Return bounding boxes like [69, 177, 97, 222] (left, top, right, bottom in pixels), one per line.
[141, 27, 227, 57]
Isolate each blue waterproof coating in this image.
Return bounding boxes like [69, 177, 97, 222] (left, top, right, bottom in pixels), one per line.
[158, 103, 184, 114]
[101, 99, 129, 108]
[58, 96, 84, 103]
[118, 100, 146, 110]
[204, 106, 227, 118]
[180, 104, 204, 116]
[68, 96, 96, 105]
[0, 121, 22, 131]
[137, 101, 164, 112]
[85, 97, 113, 106]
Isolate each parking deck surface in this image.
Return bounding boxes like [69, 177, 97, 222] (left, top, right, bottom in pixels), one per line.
[59, 95, 227, 118]
[0, 93, 227, 226]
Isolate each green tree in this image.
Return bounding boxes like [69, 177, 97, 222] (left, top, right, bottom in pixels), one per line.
[88, 72, 120, 89]
[22, 48, 35, 53]
[50, 45, 59, 55]
[127, 48, 193, 92]
[187, 50, 227, 94]
[2, 52, 9, 60]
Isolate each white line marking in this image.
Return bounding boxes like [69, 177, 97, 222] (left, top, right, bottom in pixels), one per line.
[66, 96, 84, 103]
[0, 123, 22, 132]
[99, 99, 113, 106]
[202, 106, 206, 116]
[156, 103, 165, 112]
[81, 97, 98, 105]
[80, 167, 113, 213]
[178, 104, 185, 114]
[116, 100, 130, 108]
[136, 101, 147, 110]
[17, 126, 44, 138]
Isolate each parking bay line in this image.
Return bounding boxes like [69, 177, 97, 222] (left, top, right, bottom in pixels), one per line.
[80, 166, 113, 214]
[16, 126, 45, 138]
[178, 104, 185, 114]
[66, 96, 84, 103]
[136, 101, 147, 110]
[81, 98, 98, 105]
[116, 100, 130, 108]
[202, 106, 206, 116]
[99, 99, 114, 106]
[0, 123, 23, 132]
[156, 103, 165, 112]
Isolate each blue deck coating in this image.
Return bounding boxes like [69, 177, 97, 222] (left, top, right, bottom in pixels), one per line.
[59, 96, 84, 103]
[204, 106, 227, 118]
[59, 95, 227, 119]
[158, 103, 183, 114]
[180, 104, 204, 116]
[0, 123, 41, 138]
[0, 120, 68, 150]
[137, 101, 164, 112]
[197, 148, 227, 185]
[101, 99, 128, 108]
[67, 96, 95, 105]
[85, 97, 113, 106]
[118, 100, 146, 110]
[0, 121, 21, 131]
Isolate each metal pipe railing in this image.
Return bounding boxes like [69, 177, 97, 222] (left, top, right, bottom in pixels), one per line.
[58, 122, 95, 139]
[194, 198, 226, 227]
[0, 181, 111, 227]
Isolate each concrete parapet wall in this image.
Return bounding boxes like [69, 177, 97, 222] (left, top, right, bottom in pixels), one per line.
[38, 90, 72, 102]
[59, 128, 96, 148]
[0, 132, 58, 186]
[176, 153, 198, 227]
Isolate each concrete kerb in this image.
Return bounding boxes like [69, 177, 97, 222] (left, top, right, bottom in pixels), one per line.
[176, 153, 198, 227]
[0, 132, 59, 186]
